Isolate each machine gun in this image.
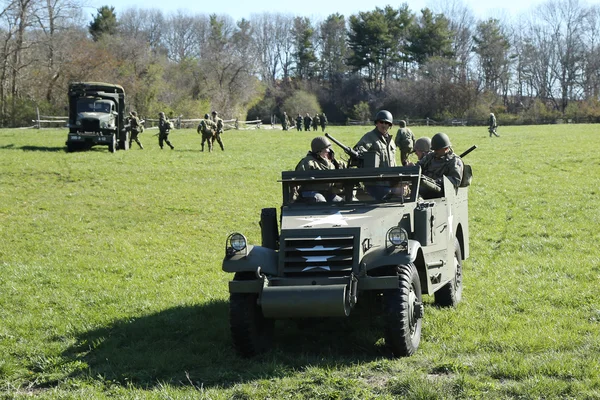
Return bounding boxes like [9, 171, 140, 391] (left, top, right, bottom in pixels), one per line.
[459, 145, 477, 158]
[325, 133, 362, 167]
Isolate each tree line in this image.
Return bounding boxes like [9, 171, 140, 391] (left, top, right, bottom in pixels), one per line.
[2, 0, 600, 127]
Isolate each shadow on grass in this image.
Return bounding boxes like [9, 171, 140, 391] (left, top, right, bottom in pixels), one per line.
[61, 300, 389, 389]
[0, 144, 65, 152]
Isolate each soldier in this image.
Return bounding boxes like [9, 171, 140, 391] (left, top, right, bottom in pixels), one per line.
[282, 111, 289, 131]
[489, 112, 499, 137]
[417, 132, 463, 198]
[295, 136, 345, 202]
[312, 114, 320, 131]
[197, 113, 218, 152]
[128, 111, 144, 149]
[303, 113, 312, 131]
[211, 110, 225, 151]
[414, 137, 431, 161]
[353, 110, 397, 200]
[158, 111, 174, 150]
[394, 120, 415, 166]
[296, 114, 303, 131]
[320, 113, 328, 132]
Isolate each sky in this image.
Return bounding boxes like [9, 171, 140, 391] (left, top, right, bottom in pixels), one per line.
[86, 0, 557, 23]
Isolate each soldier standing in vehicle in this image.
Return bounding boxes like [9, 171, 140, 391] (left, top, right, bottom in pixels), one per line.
[413, 137, 431, 161]
[312, 114, 320, 131]
[394, 120, 415, 166]
[353, 110, 397, 200]
[197, 113, 217, 152]
[303, 113, 312, 131]
[158, 112, 174, 150]
[320, 113, 328, 132]
[211, 111, 225, 151]
[417, 132, 463, 197]
[295, 136, 345, 202]
[296, 114, 303, 131]
[488, 112, 499, 137]
[128, 111, 143, 149]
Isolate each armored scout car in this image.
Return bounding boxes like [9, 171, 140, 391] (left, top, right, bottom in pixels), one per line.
[223, 157, 471, 358]
[66, 82, 129, 153]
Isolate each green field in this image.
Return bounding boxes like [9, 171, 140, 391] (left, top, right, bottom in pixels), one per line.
[1, 124, 599, 399]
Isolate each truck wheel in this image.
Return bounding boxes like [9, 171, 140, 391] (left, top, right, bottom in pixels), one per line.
[383, 263, 423, 357]
[108, 136, 116, 153]
[66, 143, 76, 152]
[434, 238, 463, 307]
[260, 208, 279, 249]
[229, 274, 273, 357]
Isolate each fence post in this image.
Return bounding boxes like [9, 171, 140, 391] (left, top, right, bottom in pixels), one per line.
[36, 107, 41, 129]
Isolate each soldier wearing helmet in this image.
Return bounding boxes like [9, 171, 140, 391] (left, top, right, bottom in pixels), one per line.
[414, 137, 431, 160]
[157, 111, 174, 149]
[394, 119, 415, 166]
[303, 113, 313, 131]
[295, 136, 345, 202]
[210, 111, 225, 151]
[488, 112, 499, 137]
[282, 111, 289, 131]
[416, 132, 463, 198]
[296, 114, 303, 131]
[353, 110, 396, 168]
[128, 111, 144, 149]
[197, 113, 218, 152]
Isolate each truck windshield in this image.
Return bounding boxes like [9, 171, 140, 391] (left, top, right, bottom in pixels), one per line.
[77, 99, 112, 113]
[280, 166, 421, 206]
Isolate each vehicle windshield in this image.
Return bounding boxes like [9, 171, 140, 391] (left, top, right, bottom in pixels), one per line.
[77, 98, 112, 113]
[281, 166, 421, 206]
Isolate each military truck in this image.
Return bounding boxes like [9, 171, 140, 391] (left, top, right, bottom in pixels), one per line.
[66, 82, 129, 153]
[223, 151, 472, 358]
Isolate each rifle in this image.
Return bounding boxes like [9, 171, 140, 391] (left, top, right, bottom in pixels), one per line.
[325, 133, 362, 166]
[459, 145, 477, 158]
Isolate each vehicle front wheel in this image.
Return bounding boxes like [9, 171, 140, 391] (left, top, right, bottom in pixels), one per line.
[108, 135, 116, 153]
[383, 263, 423, 357]
[434, 238, 463, 307]
[229, 275, 273, 358]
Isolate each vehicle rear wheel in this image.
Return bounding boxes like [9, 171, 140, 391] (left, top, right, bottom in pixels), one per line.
[383, 263, 423, 357]
[229, 273, 273, 358]
[434, 238, 463, 307]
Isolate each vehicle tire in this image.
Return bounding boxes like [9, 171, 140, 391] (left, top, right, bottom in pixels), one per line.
[434, 238, 463, 307]
[383, 263, 423, 357]
[108, 135, 116, 153]
[260, 208, 279, 249]
[229, 273, 273, 358]
[66, 142, 75, 152]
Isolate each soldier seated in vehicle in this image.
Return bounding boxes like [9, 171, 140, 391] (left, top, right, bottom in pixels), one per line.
[294, 136, 345, 203]
[416, 132, 463, 199]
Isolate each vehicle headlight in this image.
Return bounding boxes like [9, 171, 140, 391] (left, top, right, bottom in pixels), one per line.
[387, 226, 408, 248]
[226, 233, 248, 256]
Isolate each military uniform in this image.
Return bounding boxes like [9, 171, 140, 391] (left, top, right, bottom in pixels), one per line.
[354, 128, 397, 168]
[282, 112, 289, 131]
[417, 151, 463, 189]
[295, 152, 341, 202]
[197, 115, 218, 152]
[296, 115, 303, 131]
[312, 115, 320, 131]
[394, 122, 415, 166]
[320, 113, 327, 132]
[211, 111, 225, 151]
[304, 114, 312, 131]
[158, 113, 174, 149]
[128, 112, 143, 149]
[488, 113, 499, 137]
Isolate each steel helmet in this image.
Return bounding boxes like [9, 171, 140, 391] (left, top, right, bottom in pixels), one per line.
[159, 112, 165, 118]
[398, 120, 407, 127]
[430, 133, 452, 150]
[204, 113, 210, 119]
[311, 136, 331, 153]
[374, 110, 393, 125]
[414, 137, 432, 152]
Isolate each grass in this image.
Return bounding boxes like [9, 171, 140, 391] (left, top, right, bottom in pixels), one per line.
[1, 123, 599, 399]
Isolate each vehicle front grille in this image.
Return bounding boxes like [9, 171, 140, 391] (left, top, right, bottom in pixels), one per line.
[81, 119, 100, 132]
[282, 235, 355, 276]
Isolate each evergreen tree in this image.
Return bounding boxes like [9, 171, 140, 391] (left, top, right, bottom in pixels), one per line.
[89, 6, 118, 42]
